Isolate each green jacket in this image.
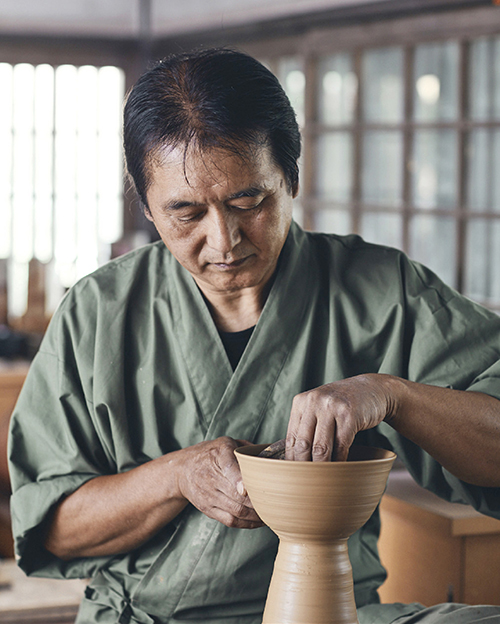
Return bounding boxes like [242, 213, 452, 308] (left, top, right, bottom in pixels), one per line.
[9, 222, 500, 623]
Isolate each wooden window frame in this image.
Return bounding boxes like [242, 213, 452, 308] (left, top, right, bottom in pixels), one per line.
[242, 4, 500, 311]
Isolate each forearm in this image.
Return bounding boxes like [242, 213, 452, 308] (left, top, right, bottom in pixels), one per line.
[44, 452, 188, 560]
[44, 436, 261, 560]
[383, 375, 500, 487]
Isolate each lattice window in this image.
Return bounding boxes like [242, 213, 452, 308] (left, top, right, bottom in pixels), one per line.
[0, 62, 125, 323]
[265, 29, 500, 313]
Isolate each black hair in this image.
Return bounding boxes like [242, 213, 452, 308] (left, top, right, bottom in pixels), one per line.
[123, 48, 301, 210]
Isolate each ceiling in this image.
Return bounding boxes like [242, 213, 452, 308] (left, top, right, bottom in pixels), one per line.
[0, 0, 385, 39]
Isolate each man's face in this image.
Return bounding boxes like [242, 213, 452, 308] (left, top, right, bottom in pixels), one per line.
[145, 143, 296, 298]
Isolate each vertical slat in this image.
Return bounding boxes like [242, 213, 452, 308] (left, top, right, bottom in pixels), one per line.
[302, 53, 317, 232]
[0, 64, 14, 261]
[456, 39, 468, 294]
[351, 49, 362, 234]
[10, 64, 35, 319]
[51, 64, 57, 266]
[484, 38, 496, 301]
[97, 66, 125, 255]
[34, 64, 55, 265]
[45, 63, 60, 316]
[402, 45, 414, 254]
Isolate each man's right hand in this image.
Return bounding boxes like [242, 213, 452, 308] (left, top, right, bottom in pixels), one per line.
[44, 436, 262, 560]
[174, 436, 263, 529]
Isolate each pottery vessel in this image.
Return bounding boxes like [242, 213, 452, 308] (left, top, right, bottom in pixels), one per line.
[234, 444, 396, 624]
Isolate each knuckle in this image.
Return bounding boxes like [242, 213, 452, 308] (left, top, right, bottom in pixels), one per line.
[294, 437, 312, 454]
[218, 436, 234, 450]
[292, 390, 310, 408]
[229, 500, 247, 517]
[333, 397, 351, 419]
[312, 443, 331, 459]
[291, 395, 303, 412]
[225, 515, 240, 529]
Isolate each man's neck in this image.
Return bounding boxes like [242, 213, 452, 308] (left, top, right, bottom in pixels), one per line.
[198, 283, 271, 332]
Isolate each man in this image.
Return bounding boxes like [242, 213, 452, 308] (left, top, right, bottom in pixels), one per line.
[8, 49, 500, 623]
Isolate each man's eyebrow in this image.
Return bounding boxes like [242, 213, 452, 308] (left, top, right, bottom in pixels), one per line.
[227, 187, 266, 200]
[162, 200, 200, 211]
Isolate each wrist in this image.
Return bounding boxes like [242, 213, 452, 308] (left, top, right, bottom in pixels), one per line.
[380, 374, 408, 427]
[153, 450, 188, 504]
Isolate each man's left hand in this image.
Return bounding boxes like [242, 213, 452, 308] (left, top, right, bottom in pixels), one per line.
[285, 374, 394, 461]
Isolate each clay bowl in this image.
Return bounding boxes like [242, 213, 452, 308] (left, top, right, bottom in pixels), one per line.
[234, 444, 396, 624]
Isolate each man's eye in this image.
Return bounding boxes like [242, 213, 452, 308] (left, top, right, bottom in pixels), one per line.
[230, 199, 262, 211]
[177, 212, 203, 223]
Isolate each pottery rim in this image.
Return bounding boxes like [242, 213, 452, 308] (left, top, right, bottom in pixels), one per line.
[234, 443, 396, 464]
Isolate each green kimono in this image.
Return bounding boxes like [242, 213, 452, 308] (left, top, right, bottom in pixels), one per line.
[8, 222, 500, 623]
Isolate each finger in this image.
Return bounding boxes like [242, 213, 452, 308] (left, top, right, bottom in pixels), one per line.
[212, 492, 264, 527]
[213, 445, 256, 507]
[286, 394, 306, 460]
[214, 508, 265, 529]
[259, 439, 286, 459]
[331, 421, 355, 462]
[234, 439, 253, 447]
[311, 416, 336, 462]
[287, 413, 318, 462]
[191, 477, 261, 524]
[233, 439, 254, 489]
[198, 493, 264, 528]
[219, 447, 249, 499]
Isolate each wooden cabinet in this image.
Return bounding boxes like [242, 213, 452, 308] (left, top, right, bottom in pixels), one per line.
[0, 362, 28, 419]
[0, 361, 29, 484]
[0, 362, 29, 559]
[0, 559, 86, 623]
[378, 469, 500, 606]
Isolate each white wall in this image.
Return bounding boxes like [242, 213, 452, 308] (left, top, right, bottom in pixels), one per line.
[0, 0, 139, 37]
[150, 0, 384, 36]
[0, 0, 384, 38]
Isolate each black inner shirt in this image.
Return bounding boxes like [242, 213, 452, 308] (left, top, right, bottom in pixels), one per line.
[218, 326, 255, 371]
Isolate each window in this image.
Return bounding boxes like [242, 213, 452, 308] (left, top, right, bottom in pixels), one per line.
[0, 62, 125, 321]
[260, 17, 500, 313]
[275, 56, 306, 226]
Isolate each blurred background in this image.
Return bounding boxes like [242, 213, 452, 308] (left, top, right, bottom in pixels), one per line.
[0, 0, 499, 348]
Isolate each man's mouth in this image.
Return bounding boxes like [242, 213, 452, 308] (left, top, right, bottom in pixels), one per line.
[211, 256, 251, 270]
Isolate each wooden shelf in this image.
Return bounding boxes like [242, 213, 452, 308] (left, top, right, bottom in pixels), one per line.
[0, 361, 30, 418]
[0, 560, 86, 623]
[378, 468, 500, 606]
[0, 362, 30, 559]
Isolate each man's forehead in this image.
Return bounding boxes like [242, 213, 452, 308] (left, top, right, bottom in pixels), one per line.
[149, 142, 279, 193]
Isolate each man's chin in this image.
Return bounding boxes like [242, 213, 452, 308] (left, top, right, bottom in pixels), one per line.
[197, 270, 265, 295]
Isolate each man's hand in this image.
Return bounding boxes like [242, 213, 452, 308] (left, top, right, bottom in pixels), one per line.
[285, 374, 500, 487]
[286, 374, 394, 461]
[45, 436, 262, 560]
[174, 436, 263, 529]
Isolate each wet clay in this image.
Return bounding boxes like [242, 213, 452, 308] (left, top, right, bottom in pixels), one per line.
[259, 438, 287, 459]
[234, 445, 396, 624]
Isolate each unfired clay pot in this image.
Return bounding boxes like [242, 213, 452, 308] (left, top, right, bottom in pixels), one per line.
[234, 444, 396, 624]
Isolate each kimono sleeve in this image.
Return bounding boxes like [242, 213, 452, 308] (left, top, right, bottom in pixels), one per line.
[371, 257, 500, 521]
[8, 311, 115, 579]
[397, 259, 500, 398]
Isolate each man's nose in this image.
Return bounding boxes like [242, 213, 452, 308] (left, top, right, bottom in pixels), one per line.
[206, 209, 242, 254]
